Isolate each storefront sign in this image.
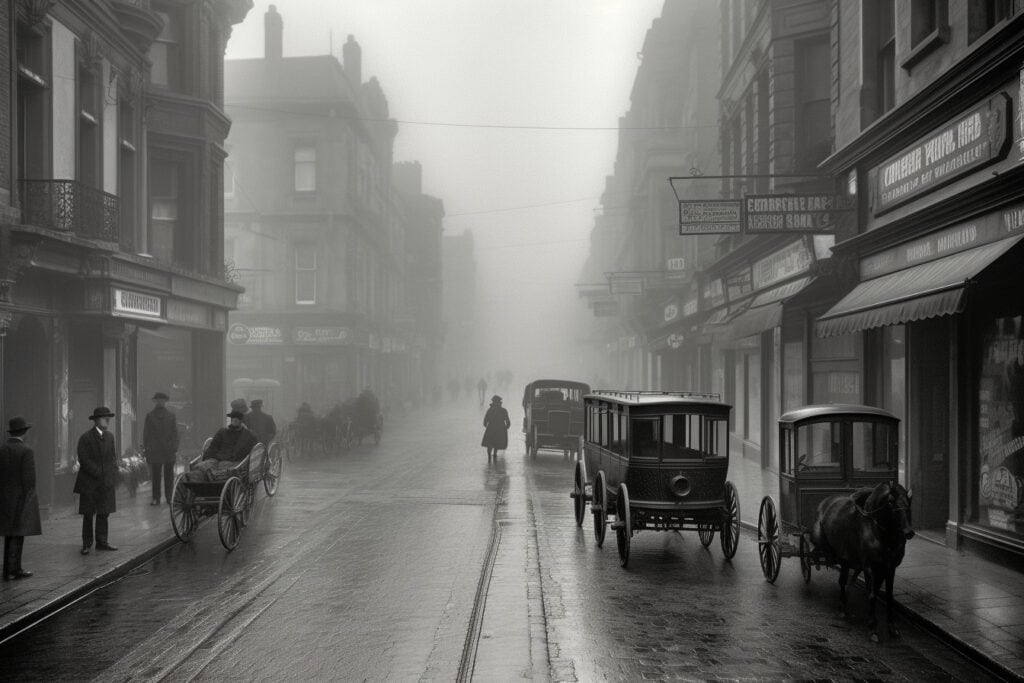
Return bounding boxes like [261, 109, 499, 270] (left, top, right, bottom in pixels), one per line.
[679, 200, 742, 234]
[726, 267, 752, 301]
[111, 288, 162, 320]
[667, 333, 685, 349]
[228, 323, 284, 345]
[743, 194, 853, 233]
[610, 277, 643, 295]
[753, 240, 813, 290]
[666, 257, 686, 271]
[663, 302, 679, 323]
[701, 278, 725, 308]
[682, 295, 699, 317]
[292, 326, 350, 345]
[872, 93, 1011, 214]
[861, 201, 1024, 278]
[592, 299, 619, 317]
[166, 299, 211, 329]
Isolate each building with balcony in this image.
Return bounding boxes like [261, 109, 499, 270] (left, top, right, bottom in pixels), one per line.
[0, 0, 251, 511]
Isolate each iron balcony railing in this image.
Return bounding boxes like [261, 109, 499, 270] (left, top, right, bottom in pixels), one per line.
[19, 179, 120, 243]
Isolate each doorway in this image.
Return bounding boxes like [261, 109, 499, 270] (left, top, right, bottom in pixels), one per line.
[3, 316, 53, 506]
[908, 318, 951, 539]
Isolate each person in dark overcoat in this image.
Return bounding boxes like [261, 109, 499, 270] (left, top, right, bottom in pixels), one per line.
[143, 391, 179, 506]
[243, 399, 277, 446]
[481, 395, 511, 462]
[0, 417, 42, 580]
[75, 406, 119, 555]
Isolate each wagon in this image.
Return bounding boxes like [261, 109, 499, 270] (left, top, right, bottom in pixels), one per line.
[570, 390, 740, 567]
[523, 379, 590, 459]
[757, 404, 900, 583]
[169, 437, 283, 550]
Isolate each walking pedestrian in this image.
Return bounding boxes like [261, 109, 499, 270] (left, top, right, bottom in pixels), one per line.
[75, 406, 119, 555]
[477, 377, 488, 408]
[244, 399, 277, 446]
[0, 417, 41, 580]
[481, 395, 511, 463]
[143, 391, 178, 506]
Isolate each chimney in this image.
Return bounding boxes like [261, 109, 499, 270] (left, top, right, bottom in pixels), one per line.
[343, 34, 361, 85]
[265, 4, 283, 60]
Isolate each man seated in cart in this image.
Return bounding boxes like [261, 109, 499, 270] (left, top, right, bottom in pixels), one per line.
[182, 409, 259, 482]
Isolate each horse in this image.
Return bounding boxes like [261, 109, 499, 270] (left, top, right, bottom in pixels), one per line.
[810, 481, 914, 641]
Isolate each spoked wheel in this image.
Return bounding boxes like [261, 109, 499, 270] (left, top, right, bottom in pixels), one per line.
[758, 495, 781, 583]
[697, 522, 715, 548]
[572, 459, 589, 527]
[614, 483, 631, 568]
[799, 532, 812, 584]
[720, 481, 740, 559]
[264, 443, 282, 496]
[217, 477, 246, 551]
[592, 470, 607, 547]
[169, 474, 198, 542]
[240, 483, 256, 526]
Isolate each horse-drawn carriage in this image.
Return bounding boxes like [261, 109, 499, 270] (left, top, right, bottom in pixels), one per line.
[169, 437, 283, 550]
[523, 379, 590, 459]
[570, 390, 740, 567]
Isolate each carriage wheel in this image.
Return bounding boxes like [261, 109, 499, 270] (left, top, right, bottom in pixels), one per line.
[217, 477, 246, 551]
[799, 532, 812, 584]
[264, 443, 282, 496]
[720, 481, 740, 559]
[697, 522, 715, 548]
[572, 459, 588, 527]
[592, 470, 607, 547]
[757, 496, 781, 583]
[169, 475, 198, 542]
[615, 483, 631, 568]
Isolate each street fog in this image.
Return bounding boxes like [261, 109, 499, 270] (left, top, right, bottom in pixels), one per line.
[224, 0, 664, 388]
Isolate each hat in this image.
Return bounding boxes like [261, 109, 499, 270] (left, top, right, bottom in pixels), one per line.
[88, 406, 115, 420]
[226, 409, 246, 420]
[152, 391, 169, 401]
[230, 398, 249, 413]
[250, 399, 263, 407]
[7, 416, 31, 434]
[491, 395, 502, 404]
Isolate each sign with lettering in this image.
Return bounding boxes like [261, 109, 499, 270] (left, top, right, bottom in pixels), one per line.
[293, 326, 350, 345]
[872, 93, 1011, 214]
[860, 201, 1024, 278]
[663, 302, 679, 323]
[743, 194, 854, 233]
[111, 288, 162, 320]
[753, 240, 813, 290]
[228, 323, 284, 345]
[679, 200, 742, 234]
[726, 267, 752, 301]
[701, 278, 725, 308]
[166, 299, 211, 328]
[666, 257, 687, 271]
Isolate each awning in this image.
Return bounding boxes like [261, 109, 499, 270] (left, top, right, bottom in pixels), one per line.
[727, 277, 812, 340]
[816, 235, 1024, 337]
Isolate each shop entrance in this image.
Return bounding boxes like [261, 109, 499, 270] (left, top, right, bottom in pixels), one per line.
[908, 318, 951, 538]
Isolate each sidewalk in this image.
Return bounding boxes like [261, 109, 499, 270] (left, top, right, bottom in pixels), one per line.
[727, 454, 1024, 681]
[0, 480, 179, 643]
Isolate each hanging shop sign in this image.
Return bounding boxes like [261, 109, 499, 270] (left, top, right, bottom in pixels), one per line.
[701, 277, 725, 308]
[111, 288, 163, 321]
[666, 257, 687, 271]
[663, 302, 679, 323]
[742, 194, 854, 234]
[592, 299, 620, 317]
[228, 323, 284, 345]
[292, 326, 350, 345]
[667, 333, 685, 349]
[753, 240, 813, 290]
[726, 267, 752, 301]
[872, 93, 1011, 215]
[679, 200, 742, 234]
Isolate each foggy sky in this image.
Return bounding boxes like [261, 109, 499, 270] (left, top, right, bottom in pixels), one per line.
[225, 0, 664, 382]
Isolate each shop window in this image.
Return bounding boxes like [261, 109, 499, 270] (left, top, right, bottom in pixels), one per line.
[795, 36, 832, 172]
[149, 6, 183, 90]
[295, 243, 317, 304]
[796, 421, 841, 473]
[77, 53, 102, 189]
[149, 159, 181, 264]
[294, 145, 316, 193]
[16, 21, 51, 180]
[968, 0, 1014, 43]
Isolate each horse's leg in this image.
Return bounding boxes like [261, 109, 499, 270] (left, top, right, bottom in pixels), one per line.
[867, 567, 881, 642]
[838, 566, 850, 617]
[886, 567, 901, 639]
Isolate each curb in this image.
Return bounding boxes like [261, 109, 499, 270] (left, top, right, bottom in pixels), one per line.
[738, 520, 1020, 682]
[0, 534, 181, 644]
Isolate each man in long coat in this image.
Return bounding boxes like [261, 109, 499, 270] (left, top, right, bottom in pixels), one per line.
[243, 399, 276, 446]
[75, 406, 119, 554]
[143, 391, 178, 505]
[0, 417, 42, 579]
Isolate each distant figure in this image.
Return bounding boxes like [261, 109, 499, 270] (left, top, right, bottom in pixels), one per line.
[75, 407, 119, 554]
[0, 417, 41, 580]
[143, 391, 179, 506]
[481, 396, 511, 463]
[477, 377, 488, 408]
[244, 399, 277, 446]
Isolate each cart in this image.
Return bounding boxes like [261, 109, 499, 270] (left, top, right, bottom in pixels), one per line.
[757, 404, 900, 583]
[169, 437, 283, 550]
[570, 390, 739, 567]
[523, 379, 590, 460]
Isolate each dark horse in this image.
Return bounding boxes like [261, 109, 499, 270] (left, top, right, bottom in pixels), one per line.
[811, 481, 914, 641]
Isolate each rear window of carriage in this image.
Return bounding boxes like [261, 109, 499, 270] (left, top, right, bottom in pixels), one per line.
[660, 414, 728, 460]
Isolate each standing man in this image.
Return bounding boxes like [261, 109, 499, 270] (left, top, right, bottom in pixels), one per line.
[143, 391, 178, 506]
[0, 417, 42, 579]
[244, 399, 277, 446]
[75, 406, 119, 555]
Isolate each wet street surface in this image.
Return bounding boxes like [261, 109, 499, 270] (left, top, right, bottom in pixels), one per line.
[0, 401, 1003, 681]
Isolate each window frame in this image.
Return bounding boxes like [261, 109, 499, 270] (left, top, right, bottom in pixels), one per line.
[294, 145, 317, 193]
[294, 242, 318, 305]
[149, 4, 184, 91]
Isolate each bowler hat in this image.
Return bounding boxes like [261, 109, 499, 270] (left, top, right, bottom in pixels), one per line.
[88, 406, 115, 421]
[226, 409, 246, 420]
[152, 391, 169, 401]
[491, 395, 502, 404]
[6, 416, 31, 434]
[230, 398, 249, 413]
[250, 399, 263, 407]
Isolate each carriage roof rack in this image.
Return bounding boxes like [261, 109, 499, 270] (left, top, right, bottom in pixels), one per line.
[590, 390, 722, 402]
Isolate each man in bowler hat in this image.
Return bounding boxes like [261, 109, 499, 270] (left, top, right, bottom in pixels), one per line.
[182, 409, 258, 482]
[143, 392, 179, 505]
[75, 407, 119, 554]
[244, 399, 277, 446]
[0, 417, 42, 579]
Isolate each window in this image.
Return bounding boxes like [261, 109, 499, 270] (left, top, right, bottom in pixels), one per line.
[294, 146, 316, 192]
[149, 7, 182, 90]
[663, 414, 702, 459]
[295, 243, 317, 304]
[968, 0, 1014, 43]
[796, 421, 841, 472]
[862, 0, 896, 125]
[851, 421, 895, 473]
[876, 1, 896, 115]
[16, 22, 50, 181]
[119, 97, 137, 248]
[610, 410, 626, 456]
[632, 418, 660, 460]
[795, 37, 831, 171]
[911, 0, 939, 46]
[77, 53, 102, 189]
[706, 418, 728, 459]
[149, 160, 180, 264]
